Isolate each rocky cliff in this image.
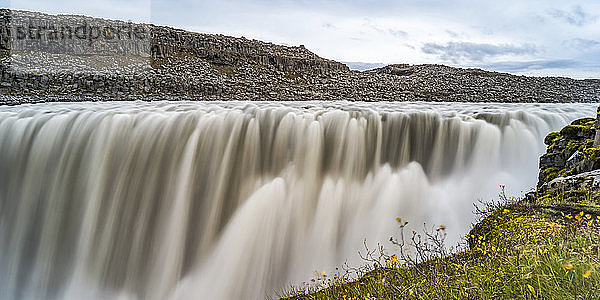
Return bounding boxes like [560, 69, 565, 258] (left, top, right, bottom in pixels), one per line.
[536, 107, 600, 204]
[1, 9, 599, 105]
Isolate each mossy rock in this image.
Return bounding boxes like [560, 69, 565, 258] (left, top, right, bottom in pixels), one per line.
[565, 140, 584, 152]
[560, 125, 589, 137]
[558, 168, 574, 178]
[570, 117, 595, 126]
[544, 131, 560, 146]
[584, 147, 600, 161]
[541, 167, 560, 183]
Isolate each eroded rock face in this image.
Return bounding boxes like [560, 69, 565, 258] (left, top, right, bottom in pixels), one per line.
[543, 170, 600, 196]
[537, 108, 600, 196]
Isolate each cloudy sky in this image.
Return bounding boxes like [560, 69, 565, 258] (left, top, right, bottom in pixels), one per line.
[5, 0, 600, 78]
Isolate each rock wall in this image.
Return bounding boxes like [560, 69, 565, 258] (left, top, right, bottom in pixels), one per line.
[537, 107, 600, 196]
[0, 9, 347, 73]
[0, 10, 151, 57]
[150, 26, 348, 73]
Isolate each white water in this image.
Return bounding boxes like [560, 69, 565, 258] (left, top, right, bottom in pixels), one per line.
[0, 101, 595, 299]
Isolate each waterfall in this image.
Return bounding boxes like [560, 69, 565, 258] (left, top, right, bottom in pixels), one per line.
[0, 101, 594, 300]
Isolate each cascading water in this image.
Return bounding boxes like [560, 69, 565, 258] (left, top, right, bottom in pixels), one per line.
[0, 101, 595, 300]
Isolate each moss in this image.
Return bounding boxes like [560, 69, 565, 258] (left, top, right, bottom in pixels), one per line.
[544, 131, 560, 146]
[580, 139, 595, 151]
[560, 125, 588, 136]
[537, 190, 600, 206]
[584, 147, 600, 161]
[542, 167, 560, 183]
[558, 168, 574, 178]
[566, 140, 584, 152]
[570, 117, 595, 127]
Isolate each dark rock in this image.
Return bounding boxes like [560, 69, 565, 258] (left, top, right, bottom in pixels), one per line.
[1, 9, 600, 103]
[542, 169, 600, 196]
[537, 108, 600, 194]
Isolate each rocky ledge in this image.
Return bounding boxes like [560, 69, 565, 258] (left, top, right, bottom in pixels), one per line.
[538, 108, 600, 194]
[533, 107, 600, 206]
[1, 9, 600, 104]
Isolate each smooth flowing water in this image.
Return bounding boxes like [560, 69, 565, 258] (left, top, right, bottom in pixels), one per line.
[0, 101, 595, 299]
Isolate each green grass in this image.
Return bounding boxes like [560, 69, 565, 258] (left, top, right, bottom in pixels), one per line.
[282, 194, 600, 299]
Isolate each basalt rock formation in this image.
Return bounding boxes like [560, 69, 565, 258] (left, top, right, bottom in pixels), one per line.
[536, 107, 600, 201]
[1, 9, 599, 105]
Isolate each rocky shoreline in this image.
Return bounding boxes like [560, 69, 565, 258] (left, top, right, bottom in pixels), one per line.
[1, 9, 599, 105]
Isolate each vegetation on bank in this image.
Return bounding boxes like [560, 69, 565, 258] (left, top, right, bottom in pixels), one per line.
[282, 188, 600, 299]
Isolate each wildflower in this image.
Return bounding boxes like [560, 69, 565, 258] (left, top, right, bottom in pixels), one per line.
[586, 214, 592, 220]
[583, 270, 592, 278]
[564, 262, 574, 272]
[438, 225, 446, 231]
[391, 254, 398, 263]
[320, 271, 326, 276]
[503, 209, 510, 214]
[396, 217, 402, 223]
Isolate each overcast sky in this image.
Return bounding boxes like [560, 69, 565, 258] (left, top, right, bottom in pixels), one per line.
[5, 0, 600, 78]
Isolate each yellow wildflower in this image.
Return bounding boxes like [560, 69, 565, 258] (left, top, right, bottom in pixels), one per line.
[564, 262, 574, 272]
[583, 270, 592, 278]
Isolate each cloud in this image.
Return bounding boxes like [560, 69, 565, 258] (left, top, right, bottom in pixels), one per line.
[474, 59, 600, 78]
[323, 23, 336, 30]
[550, 5, 598, 26]
[562, 38, 600, 50]
[480, 59, 579, 72]
[387, 29, 407, 38]
[421, 42, 537, 63]
[343, 61, 386, 71]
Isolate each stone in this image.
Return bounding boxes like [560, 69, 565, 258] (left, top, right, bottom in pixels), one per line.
[0, 9, 599, 104]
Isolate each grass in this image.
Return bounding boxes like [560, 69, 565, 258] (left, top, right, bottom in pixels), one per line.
[282, 188, 600, 299]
